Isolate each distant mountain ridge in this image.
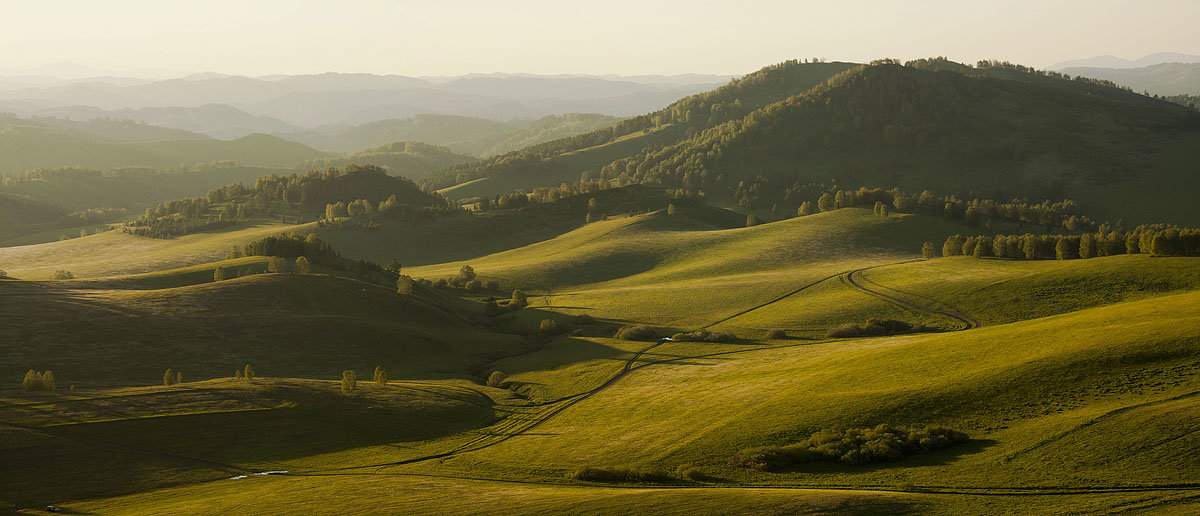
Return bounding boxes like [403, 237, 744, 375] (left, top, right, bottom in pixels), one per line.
[0, 72, 730, 134]
[1050, 52, 1200, 70]
[1059, 62, 1200, 95]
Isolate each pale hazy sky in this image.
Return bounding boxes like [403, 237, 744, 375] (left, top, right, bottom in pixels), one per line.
[4, 0, 1198, 77]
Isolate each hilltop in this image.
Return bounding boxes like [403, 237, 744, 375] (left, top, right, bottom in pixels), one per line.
[297, 141, 476, 180]
[283, 113, 622, 157]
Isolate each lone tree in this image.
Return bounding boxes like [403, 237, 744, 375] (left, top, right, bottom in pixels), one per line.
[268, 256, 284, 273]
[667, 203, 677, 216]
[373, 366, 388, 386]
[817, 193, 836, 212]
[458, 265, 476, 283]
[163, 368, 177, 386]
[486, 370, 507, 388]
[510, 289, 528, 309]
[244, 364, 255, 381]
[539, 319, 560, 335]
[922, 242, 936, 259]
[341, 370, 357, 394]
[396, 275, 414, 294]
[295, 256, 312, 274]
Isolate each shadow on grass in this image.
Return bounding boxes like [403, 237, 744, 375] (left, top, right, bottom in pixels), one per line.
[762, 439, 999, 475]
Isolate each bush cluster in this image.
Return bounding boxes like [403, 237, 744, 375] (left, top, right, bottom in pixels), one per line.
[670, 329, 736, 342]
[826, 319, 934, 338]
[614, 326, 657, 341]
[570, 467, 674, 484]
[733, 424, 968, 471]
[766, 329, 787, 339]
[22, 370, 56, 391]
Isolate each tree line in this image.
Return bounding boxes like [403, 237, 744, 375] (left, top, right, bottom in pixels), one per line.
[939, 226, 1200, 259]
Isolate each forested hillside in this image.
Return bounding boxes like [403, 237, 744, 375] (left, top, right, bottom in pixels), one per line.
[423, 59, 1200, 225]
[126, 164, 451, 238]
[420, 61, 858, 191]
[297, 141, 475, 180]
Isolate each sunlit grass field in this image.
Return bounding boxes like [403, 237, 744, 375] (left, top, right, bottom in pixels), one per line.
[3, 204, 1200, 514]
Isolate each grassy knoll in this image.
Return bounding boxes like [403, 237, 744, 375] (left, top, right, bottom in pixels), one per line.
[0, 222, 307, 279]
[0, 272, 527, 386]
[0, 378, 501, 508]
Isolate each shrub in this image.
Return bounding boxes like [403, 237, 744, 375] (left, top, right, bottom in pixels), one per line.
[465, 280, 483, 292]
[53, 270, 75, 280]
[614, 326, 657, 341]
[575, 314, 595, 325]
[433, 278, 449, 288]
[538, 319, 560, 335]
[732, 425, 968, 471]
[485, 280, 500, 290]
[826, 319, 934, 338]
[766, 329, 787, 339]
[570, 328, 585, 336]
[486, 370, 508, 387]
[671, 329, 736, 342]
[675, 465, 709, 481]
[570, 466, 673, 484]
[0, 269, 7, 278]
[510, 289, 528, 309]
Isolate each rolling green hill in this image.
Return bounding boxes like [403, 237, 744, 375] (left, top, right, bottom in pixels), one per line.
[3, 195, 1200, 514]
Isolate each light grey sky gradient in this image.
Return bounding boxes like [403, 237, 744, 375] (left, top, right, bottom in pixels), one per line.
[4, 0, 1198, 77]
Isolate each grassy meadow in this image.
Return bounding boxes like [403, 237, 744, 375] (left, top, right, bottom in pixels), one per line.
[3, 181, 1200, 514]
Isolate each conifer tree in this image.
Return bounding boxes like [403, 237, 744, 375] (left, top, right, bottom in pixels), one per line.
[176, 371, 183, 384]
[244, 364, 255, 381]
[214, 267, 229, 282]
[164, 368, 176, 386]
[341, 370, 357, 394]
